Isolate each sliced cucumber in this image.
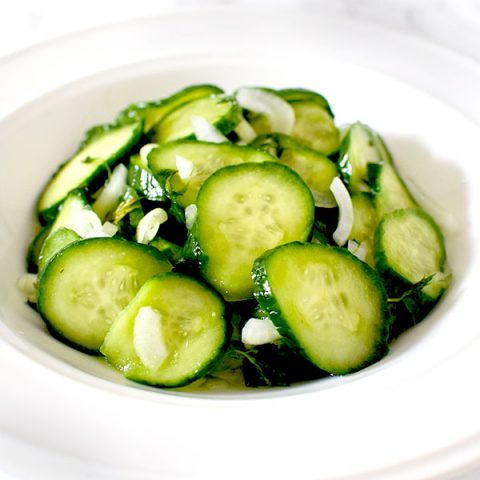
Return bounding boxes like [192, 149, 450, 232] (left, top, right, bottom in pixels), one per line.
[116, 84, 223, 133]
[251, 133, 338, 207]
[235, 87, 295, 135]
[338, 122, 417, 216]
[244, 110, 272, 136]
[349, 192, 378, 243]
[278, 88, 334, 117]
[38, 227, 80, 272]
[194, 162, 314, 301]
[289, 101, 340, 155]
[149, 237, 183, 264]
[49, 189, 101, 238]
[37, 238, 171, 352]
[252, 242, 389, 374]
[348, 193, 378, 266]
[26, 223, 51, 273]
[374, 208, 446, 300]
[127, 154, 166, 202]
[338, 122, 387, 194]
[350, 193, 378, 242]
[373, 162, 418, 217]
[148, 140, 275, 207]
[101, 272, 226, 387]
[149, 95, 241, 143]
[37, 121, 143, 223]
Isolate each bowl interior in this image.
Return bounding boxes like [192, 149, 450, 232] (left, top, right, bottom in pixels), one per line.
[0, 54, 478, 400]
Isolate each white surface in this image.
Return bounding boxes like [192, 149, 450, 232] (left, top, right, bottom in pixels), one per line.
[2, 0, 480, 62]
[1, 5, 480, 480]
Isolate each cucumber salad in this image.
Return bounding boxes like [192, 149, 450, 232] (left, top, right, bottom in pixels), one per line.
[18, 84, 451, 389]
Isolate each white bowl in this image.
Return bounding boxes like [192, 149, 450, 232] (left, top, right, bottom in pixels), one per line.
[1, 9, 480, 480]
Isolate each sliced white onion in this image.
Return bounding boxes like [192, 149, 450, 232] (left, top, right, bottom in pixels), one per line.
[175, 154, 194, 181]
[241, 318, 281, 346]
[347, 240, 367, 262]
[93, 163, 128, 220]
[16, 273, 38, 303]
[191, 115, 228, 143]
[133, 307, 169, 370]
[330, 177, 353, 246]
[136, 208, 168, 244]
[185, 204, 197, 230]
[139, 143, 158, 168]
[102, 221, 118, 237]
[236, 87, 295, 135]
[234, 118, 257, 143]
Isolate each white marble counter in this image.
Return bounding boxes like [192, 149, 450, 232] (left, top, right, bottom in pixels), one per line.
[1, 0, 480, 62]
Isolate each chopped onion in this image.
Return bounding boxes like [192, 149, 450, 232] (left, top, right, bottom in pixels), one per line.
[136, 208, 168, 244]
[236, 87, 295, 135]
[16, 273, 38, 303]
[234, 118, 257, 143]
[191, 115, 228, 143]
[347, 240, 367, 262]
[175, 154, 194, 181]
[241, 318, 281, 346]
[139, 143, 158, 168]
[185, 204, 197, 230]
[102, 221, 118, 237]
[74, 210, 104, 238]
[93, 164, 128, 220]
[133, 307, 169, 370]
[330, 177, 353, 246]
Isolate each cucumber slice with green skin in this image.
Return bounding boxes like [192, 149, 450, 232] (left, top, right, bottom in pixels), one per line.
[338, 122, 417, 214]
[278, 88, 334, 117]
[49, 189, 100, 237]
[101, 272, 227, 388]
[37, 237, 171, 352]
[372, 162, 418, 218]
[338, 122, 387, 194]
[251, 133, 338, 207]
[194, 162, 314, 301]
[350, 193, 378, 242]
[238, 87, 294, 137]
[252, 242, 390, 375]
[149, 237, 184, 264]
[116, 84, 223, 133]
[37, 121, 143, 224]
[374, 208, 447, 301]
[127, 154, 166, 202]
[244, 110, 271, 136]
[289, 101, 340, 156]
[148, 140, 275, 208]
[349, 193, 378, 266]
[149, 95, 241, 144]
[38, 228, 81, 272]
[26, 223, 51, 273]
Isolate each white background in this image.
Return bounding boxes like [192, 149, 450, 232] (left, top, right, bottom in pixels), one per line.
[1, 0, 480, 62]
